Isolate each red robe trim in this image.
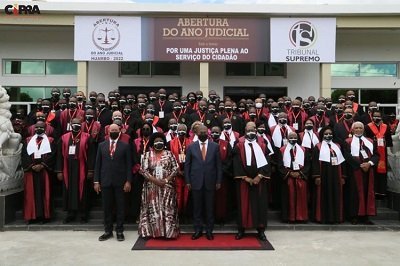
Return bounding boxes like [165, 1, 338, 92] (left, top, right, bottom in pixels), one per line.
[61, 132, 90, 201]
[367, 122, 387, 173]
[82, 121, 101, 141]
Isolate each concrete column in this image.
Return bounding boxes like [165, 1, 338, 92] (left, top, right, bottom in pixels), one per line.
[77, 61, 88, 96]
[199, 62, 209, 96]
[320, 64, 332, 98]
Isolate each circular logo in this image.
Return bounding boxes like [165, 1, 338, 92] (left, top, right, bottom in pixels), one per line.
[289, 21, 317, 48]
[92, 18, 121, 51]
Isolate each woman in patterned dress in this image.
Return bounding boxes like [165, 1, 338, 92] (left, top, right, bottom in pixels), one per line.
[138, 132, 180, 238]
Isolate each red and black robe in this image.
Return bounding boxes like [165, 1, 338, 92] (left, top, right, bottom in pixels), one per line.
[22, 136, 56, 221]
[233, 138, 271, 229]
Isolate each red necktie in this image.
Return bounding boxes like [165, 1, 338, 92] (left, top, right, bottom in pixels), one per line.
[110, 141, 116, 157]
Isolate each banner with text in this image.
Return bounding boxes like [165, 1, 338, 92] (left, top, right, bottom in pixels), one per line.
[74, 16, 142, 61]
[153, 17, 269, 62]
[270, 18, 336, 63]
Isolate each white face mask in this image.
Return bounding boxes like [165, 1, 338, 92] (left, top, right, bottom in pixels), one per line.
[255, 102, 263, 109]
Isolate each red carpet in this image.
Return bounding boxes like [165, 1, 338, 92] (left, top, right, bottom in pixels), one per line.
[132, 233, 274, 250]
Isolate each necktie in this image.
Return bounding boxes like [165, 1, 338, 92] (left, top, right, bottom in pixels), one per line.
[290, 146, 296, 168]
[110, 141, 116, 157]
[201, 142, 206, 161]
[36, 136, 43, 149]
[248, 142, 257, 167]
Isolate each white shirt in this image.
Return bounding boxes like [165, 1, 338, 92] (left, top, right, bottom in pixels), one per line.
[199, 139, 208, 154]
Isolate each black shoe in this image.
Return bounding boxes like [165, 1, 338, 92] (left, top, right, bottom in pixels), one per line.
[351, 218, 358, 225]
[191, 231, 203, 240]
[206, 232, 214, 240]
[99, 232, 113, 241]
[63, 216, 75, 224]
[80, 217, 88, 224]
[116, 232, 125, 241]
[235, 230, 245, 240]
[364, 219, 374, 225]
[257, 231, 267, 241]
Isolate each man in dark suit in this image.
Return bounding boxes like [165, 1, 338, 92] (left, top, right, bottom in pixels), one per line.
[185, 125, 222, 240]
[94, 124, 133, 242]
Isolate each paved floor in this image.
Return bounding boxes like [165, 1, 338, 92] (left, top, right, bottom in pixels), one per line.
[0, 230, 399, 266]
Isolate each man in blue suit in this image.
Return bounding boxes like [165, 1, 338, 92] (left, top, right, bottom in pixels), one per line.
[185, 125, 222, 240]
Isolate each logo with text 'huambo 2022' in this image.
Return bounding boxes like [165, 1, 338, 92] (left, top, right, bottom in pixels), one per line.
[92, 18, 121, 51]
[4, 4, 40, 15]
[289, 21, 317, 49]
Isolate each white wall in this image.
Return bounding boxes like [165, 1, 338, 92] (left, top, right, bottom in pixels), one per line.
[0, 26, 76, 87]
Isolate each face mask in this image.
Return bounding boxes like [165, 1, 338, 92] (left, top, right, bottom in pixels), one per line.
[138, 103, 146, 108]
[52, 93, 60, 99]
[37, 117, 45, 122]
[69, 103, 77, 109]
[149, 96, 156, 101]
[324, 134, 333, 141]
[178, 130, 186, 137]
[85, 104, 93, 110]
[109, 96, 116, 101]
[249, 113, 256, 118]
[198, 134, 208, 142]
[42, 105, 50, 113]
[326, 103, 332, 108]
[317, 109, 324, 116]
[181, 100, 188, 106]
[63, 92, 71, 98]
[209, 108, 216, 114]
[347, 95, 356, 101]
[309, 100, 316, 106]
[145, 119, 153, 124]
[223, 123, 232, 130]
[188, 97, 196, 103]
[154, 141, 164, 150]
[373, 117, 382, 123]
[89, 97, 96, 103]
[35, 128, 45, 136]
[170, 124, 178, 131]
[271, 107, 279, 114]
[115, 93, 120, 98]
[336, 109, 344, 115]
[98, 103, 106, 109]
[71, 124, 81, 133]
[16, 113, 24, 119]
[285, 101, 291, 106]
[218, 106, 225, 111]
[127, 99, 134, 104]
[232, 106, 237, 111]
[369, 107, 378, 112]
[239, 107, 246, 113]
[279, 118, 287, 125]
[255, 102, 263, 109]
[196, 95, 203, 100]
[292, 106, 300, 112]
[60, 104, 67, 110]
[305, 125, 313, 131]
[257, 128, 265, 135]
[174, 106, 182, 111]
[159, 94, 166, 100]
[142, 128, 151, 137]
[119, 100, 126, 105]
[85, 115, 94, 122]
[303, 104, 310, 110]
[124, 109, 131, 115]
[339, 98, 345, 104]
[77, 96, 84, 102]
[278, 102, 284, 108]
[113, 116, 122, 122]
[344, 113, 353, 120]
[109, 132, 119, 140]
[225, 107, 232, 112]
[288, 139, 297, 145]
[111, 105, 119, 110]
[147, 109, 155, 114]
[211, 133, 220, 140]
[200, 106, 207, 112]
[246, 132, 257, 141]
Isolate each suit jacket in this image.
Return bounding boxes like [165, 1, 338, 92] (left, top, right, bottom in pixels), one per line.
[184, 140, 222, 190]
[94, 139, 133, 187]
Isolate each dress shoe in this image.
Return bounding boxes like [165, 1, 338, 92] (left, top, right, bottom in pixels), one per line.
[116, 232, 125, 241]
[206, 232, 214, 240]
[364, 219, 374, 225]
[257, 231, 267, 241]
[191, 231, 203, 240]
[98, 232, 113, 241]
[235, 230, 245, 240]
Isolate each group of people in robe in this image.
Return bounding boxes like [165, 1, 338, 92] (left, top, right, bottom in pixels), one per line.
[12, 87, 399, 241]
